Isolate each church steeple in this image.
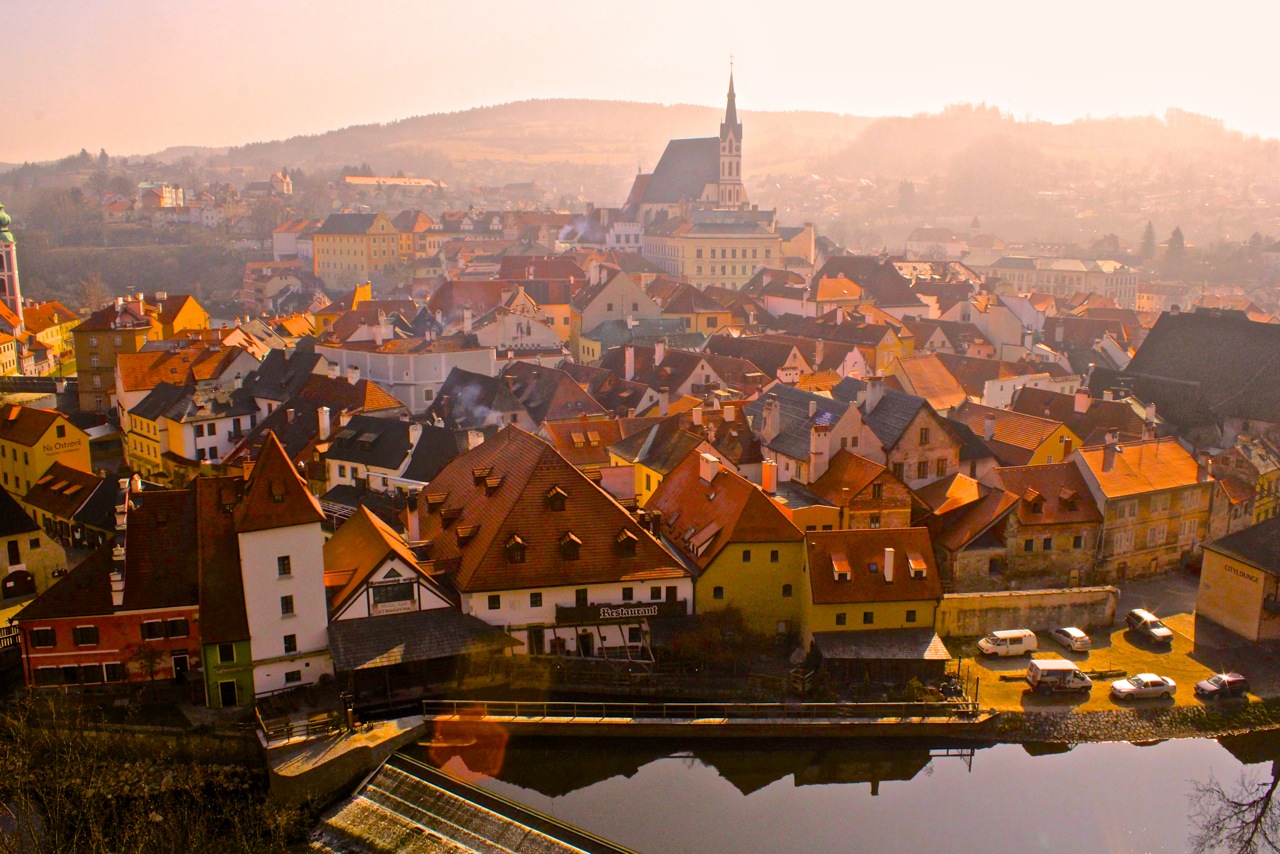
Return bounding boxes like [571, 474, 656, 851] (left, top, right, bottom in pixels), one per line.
[720, 71, 742, 143]
[718, 68, 745, 208]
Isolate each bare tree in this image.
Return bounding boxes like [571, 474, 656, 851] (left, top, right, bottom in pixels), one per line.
[1189, 763, 1280, 854]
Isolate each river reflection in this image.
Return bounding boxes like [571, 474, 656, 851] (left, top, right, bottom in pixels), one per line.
[407, 730, 1280, 853]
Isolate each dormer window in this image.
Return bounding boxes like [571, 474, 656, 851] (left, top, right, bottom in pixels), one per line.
[506, 534, 526, 564]
[1030, 501, 1044, 515]
[560, 531, 582, 560]
[484, 475, 503, 496]
[545, 486, 567, 512]
[425, 492, 447, 512]
[441, 507, 463, 527]
[471, 466, 492, 485]
[616, 529, 638, 557]
[456, 524, 479, 545]
[833, 553, 851, 582]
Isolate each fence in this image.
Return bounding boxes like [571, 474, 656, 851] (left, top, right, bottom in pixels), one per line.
[421, 697, 981, 722]
[254, 707, 344, 744]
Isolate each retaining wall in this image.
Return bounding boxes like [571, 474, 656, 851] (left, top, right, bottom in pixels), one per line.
[936, 586, 1119, 637]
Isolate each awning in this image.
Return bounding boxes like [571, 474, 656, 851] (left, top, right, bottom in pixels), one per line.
[812, 629, 952, 662]
[328, 609, 520, 672]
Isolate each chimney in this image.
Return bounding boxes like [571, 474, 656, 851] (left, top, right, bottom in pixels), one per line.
[1102, 434, 1119, 473]
[1102, 389, 1114, 402]
[760, 398, 782, 442]
[692, 407, 703, 426]
[339, 410, 353, 427]
[809, 424, 830, 480]
[286, 407, 296, 424]
[698, 452, 720, 484]
[130, 473, 142, 494]
[983, 412, 997, 442]
[317, 406, 331, 441]
[1145, 402, 1156, 423]
[110, 543, 126, 608]
[1197, 451, 1211, 483]
[462, 308, 473, 334]
[835, 310, 844, 325]
[883, 547, 895, 584]
[814, 339, 824, 370]
[624, 346, 636, 381]
[1073, 389, 1091, 414]
[809, 399, 818, 418]
[373, 323, 384, 347]
[115, 296, 124, 311]
[154, 291, 167, 303]
[762, 459, 778, 495]
[467, 429, 484, 450]
[724, 404, 736, 423]
[864, 376, 884, 413]
[658, 390, 670, 416]
[347, 365, 361, 384]
[654, 341, 666, 365]
[407, 490, 422, 543]
[327, 363, 339, 379]
[408, 421, 423, 447]
[1142, 420, 1157, 441]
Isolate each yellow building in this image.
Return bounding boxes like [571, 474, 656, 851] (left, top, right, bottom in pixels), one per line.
[312, 212, 400, 288]
[72, 293, 209, 413]
[646, 453, 806, 636]
[0, 485, 68, 598]
[21, 302, 79, 373]
[951, 402, 1082, 467]
[0, 332, 16, 375]
[643, 215, 784, 291]
[313, 282, 374, 336]
[1196, 516, 1280, 642]
[0, 404, 91, 497]
[799, 528, 944, 647]
[607, 418, 702, 508]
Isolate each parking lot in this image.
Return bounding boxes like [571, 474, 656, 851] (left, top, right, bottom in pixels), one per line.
[959, 572, 1280, 712]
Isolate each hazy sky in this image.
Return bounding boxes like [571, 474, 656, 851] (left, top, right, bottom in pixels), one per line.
[7, 0, 1279, 163]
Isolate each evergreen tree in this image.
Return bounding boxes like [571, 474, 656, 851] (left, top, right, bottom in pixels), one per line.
[1168, 226, 1186, 260]
[1139, 221, 1156, 259]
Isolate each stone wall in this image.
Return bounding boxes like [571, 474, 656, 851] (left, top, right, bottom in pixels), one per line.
[935, 586, 1119, 637]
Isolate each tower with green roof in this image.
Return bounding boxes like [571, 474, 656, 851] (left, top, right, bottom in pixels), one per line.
[0, 202, 23, 325]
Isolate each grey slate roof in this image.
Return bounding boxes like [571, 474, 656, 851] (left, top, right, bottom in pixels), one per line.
[1206, 515, 1280, 576]
[326, 415, 410, 469]
[636, 137, 720, 204]
[327, 608, 519, 671]
[743, 385, 851, 462]
[832, 379, 929, 451]
[314, 213, 381, 235]
[813, 629, 952, 661]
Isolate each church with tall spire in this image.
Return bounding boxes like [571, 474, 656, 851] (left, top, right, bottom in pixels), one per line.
[624, 71, 751, 223]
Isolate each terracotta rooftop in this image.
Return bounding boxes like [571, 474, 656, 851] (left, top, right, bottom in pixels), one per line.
[994, 463, 1103, 526]
[647, 452, 803, 572]
[416, 426, 686, 593]
[232, 431, 324, 533]
[0, 404, 64, 448]
[805, 528, 942, 605]
[1073, 437, 1204, 499]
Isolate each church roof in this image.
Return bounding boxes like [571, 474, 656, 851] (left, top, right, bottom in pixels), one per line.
[631, 137, 720, 205]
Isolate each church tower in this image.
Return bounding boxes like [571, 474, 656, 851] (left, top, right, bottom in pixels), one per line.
[0, 202, 23, 326]
[718, 72, 746, 208]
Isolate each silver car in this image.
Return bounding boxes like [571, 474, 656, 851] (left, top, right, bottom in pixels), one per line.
[1110, 673, 1176, 701]
[1049, 626, 1092, 651]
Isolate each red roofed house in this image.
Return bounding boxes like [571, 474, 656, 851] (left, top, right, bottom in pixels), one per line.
[800, 528, 950, 683]
[414, 426, 691, 661]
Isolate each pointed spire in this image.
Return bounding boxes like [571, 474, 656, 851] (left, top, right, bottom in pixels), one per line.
[720, 65, 741, 142]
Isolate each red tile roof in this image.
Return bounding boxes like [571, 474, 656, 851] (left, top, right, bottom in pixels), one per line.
[994, 463, 1104, 526]
[647, 453, 803, 571]
[0, 404, 63, 448]
[806, 528, 942, 605]
[416, 426, 686, 593]
[233, 431, 324, 533]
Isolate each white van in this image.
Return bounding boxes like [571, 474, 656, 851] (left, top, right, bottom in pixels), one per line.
[1026, 659, 1093, 694]
[978, 628, 1038, 657]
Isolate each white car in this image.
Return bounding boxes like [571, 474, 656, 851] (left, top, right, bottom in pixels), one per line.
[1049, 627, 1092, 652]
[1111, 673, 1176, 701]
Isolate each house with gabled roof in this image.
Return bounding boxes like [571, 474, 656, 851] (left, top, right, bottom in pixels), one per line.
[917, 474, 1020, 592]
[414, 426, 691, 660]
[1008, 387, 1149, 447]
[800, 528, 948, 683]
[568, 268, 662, 363]
[831, 377, 964, 490]
[808, 451, 915, 531]
[0, 485, 66, 600]
[994, 463, 1104, 588]
[324, 507, 516, 708]
[647, 452, 805, 636]
[607, 414, 703, 506]
[951, 401, 1081, 467]
[1197, 516, 1280, 642]
[742, 385, 863, 485]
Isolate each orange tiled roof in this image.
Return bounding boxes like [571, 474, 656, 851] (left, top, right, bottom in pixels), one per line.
[806, 528, 942, 605]
[1074, 437, 1203, 498]
[994, 463, 1103, 525]
[21, 301, 78, 333]
[0, 404, 63, 448]
[232, 431, 324, 533]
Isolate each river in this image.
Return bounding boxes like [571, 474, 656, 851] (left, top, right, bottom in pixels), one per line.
[408, 730, 1280, 853]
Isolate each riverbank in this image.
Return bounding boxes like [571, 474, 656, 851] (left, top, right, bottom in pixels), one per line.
[971, 697, 1280, 744]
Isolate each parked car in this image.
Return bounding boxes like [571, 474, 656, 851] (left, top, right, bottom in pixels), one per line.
[1049, 627, 1092, 651]
[1194, 673, 1250, 700]
[978, 629, 1038, 657]
[1125, 609, 1174, 644]
[1026, 659, 1093, 694]
[1111, 673, 1176, 701]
